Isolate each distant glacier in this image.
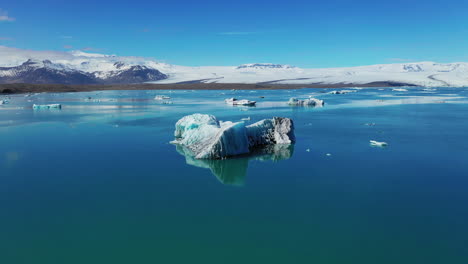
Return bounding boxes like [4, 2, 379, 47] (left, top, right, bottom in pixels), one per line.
[1, 46, 468, 87]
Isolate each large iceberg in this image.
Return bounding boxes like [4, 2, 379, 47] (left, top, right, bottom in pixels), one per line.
[171, 114, 295, 159]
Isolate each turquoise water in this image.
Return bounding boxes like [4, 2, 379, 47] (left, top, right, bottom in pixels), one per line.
[1, 88, 468, 263]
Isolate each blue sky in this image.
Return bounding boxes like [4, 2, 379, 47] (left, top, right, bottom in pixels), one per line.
[1, 0, 468, 68]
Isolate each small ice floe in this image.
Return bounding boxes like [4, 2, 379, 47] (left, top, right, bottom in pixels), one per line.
[369, 140, 388, 147]
[328, 90, 356, 95]
[33, 104, 62, 110]
[225, 98, 256, 106]
[0, 100, 6, 105]
[422, 88, 436, 91]
[392, 88, 408, 92]
[326, 153, 332, 156]
[306, 148, 310, 152]
[241, 117, 251, 121]
[288, 97, 324, 107]
[364, 122, 376, 126]
[155, 95, 171, 100]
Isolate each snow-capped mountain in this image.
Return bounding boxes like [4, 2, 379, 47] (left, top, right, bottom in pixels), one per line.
[1, 46, 468, 87]
[0, 46, 168, 84]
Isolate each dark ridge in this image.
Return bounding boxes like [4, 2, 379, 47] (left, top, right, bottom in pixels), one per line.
[257, 78, 313, 84]
[363, 81, 418, 87]
[175, 77, 224, 84]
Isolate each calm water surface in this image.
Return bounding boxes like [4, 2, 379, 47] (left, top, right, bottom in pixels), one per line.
[1, 88, 468, 263]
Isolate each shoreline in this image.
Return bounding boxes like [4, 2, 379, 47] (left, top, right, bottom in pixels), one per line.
[0, 81, 417, 94]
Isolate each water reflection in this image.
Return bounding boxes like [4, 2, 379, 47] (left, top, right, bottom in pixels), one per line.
[176, 144, 294, 186]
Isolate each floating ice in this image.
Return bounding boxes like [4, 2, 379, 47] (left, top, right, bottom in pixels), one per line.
[172, 114, 295, 159]
[155, 95, 171, 100]
[392, 88, 408, 92]
[0, 100, 5, 105]
[328, 90, 356, 94]
[370, 140, 388, 147]
[288, 97, 324, 107]
[225, 98, 256, 106]
[32, 104, 62, 110]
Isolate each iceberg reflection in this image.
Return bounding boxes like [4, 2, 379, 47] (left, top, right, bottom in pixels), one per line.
[175, 144, 294, 186]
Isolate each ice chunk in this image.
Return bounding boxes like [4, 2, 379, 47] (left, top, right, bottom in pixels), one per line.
[0, 100, 5, 105]
[328, 90, 356, 94]
[288, 97, 324, 107]
[155, 95, 171, 100]
[271, 117, 295, 144]
[32, 104, 62, 109]
[370, 140, 388, 147]
[225, 98, 256, 106]
[392, 88, 408, 92]
[172, 114, 295, 159]
[245, 117, 296, 146]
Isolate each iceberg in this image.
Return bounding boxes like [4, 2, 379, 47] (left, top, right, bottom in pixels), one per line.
[370, 140, 388, 147]
[171, 114, 295, 159]
[0, 100, 5, 105]
[33, 104, 62, 109]
[288, 97, 324, 107]
[225, 98, 256, 106]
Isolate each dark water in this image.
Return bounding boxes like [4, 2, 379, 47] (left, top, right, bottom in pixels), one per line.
[1, 88, 468, 263]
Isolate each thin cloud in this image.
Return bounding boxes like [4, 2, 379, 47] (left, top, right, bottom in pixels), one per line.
[59, 36, 73, 39]
[63, 45, 73, 49]
[0, 9, 15, 22]
[0, 37, 13, 41]
[219, 31, 255, 35]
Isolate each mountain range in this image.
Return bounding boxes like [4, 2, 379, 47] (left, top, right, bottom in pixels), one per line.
[1, 46, 468, 87]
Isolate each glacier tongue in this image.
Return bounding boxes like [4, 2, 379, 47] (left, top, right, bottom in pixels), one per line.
[172, 114, 295, 159]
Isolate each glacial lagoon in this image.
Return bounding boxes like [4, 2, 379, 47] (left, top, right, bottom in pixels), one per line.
[1, 87, 468, 263]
